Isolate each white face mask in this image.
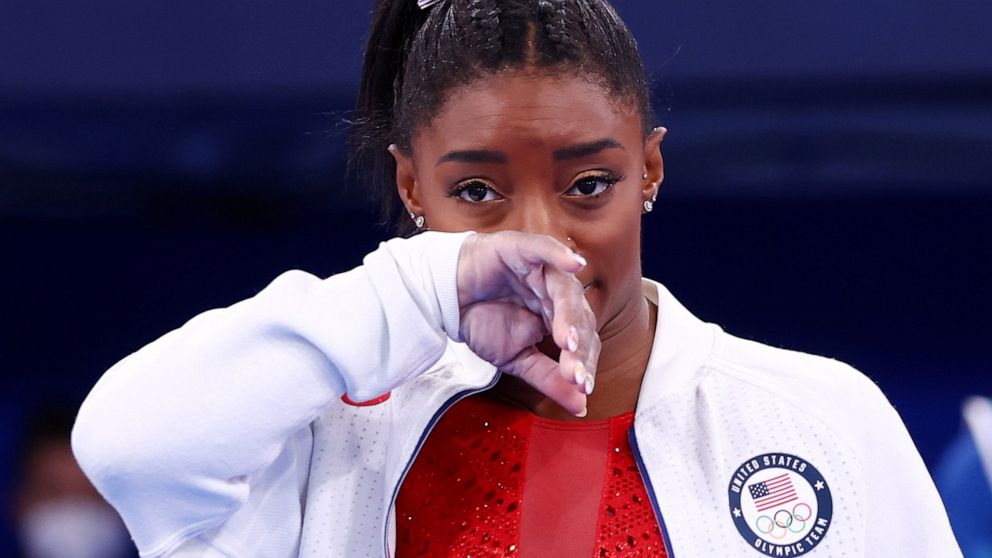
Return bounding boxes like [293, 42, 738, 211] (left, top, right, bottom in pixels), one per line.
[19, 498, 134, 558]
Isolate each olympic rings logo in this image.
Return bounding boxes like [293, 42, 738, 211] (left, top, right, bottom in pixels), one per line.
[753, 503, 812, 539]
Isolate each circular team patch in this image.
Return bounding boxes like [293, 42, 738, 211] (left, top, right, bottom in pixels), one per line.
[727, 453, 832, 556]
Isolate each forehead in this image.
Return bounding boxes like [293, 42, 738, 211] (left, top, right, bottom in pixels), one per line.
[415, 71, 641, 151]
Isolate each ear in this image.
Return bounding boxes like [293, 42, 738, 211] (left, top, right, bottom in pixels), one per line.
[641, 126, 666, 202]
[389, 144, 423, 217]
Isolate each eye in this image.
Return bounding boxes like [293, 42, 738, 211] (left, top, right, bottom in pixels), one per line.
[564, 172, 623, 198]
[449, 179, 502, 203]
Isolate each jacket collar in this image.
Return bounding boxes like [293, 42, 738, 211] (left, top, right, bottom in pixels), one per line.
[635, 279, 720, 413]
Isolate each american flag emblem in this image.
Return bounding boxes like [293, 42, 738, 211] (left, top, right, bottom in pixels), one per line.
[747, 473, 798, 512]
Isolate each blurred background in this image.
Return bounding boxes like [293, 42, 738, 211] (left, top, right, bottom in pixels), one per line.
[1, 0, 990, 555]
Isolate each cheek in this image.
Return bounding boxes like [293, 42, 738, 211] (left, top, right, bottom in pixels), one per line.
[585, 184, 645, 273]
[581, 205, 644, 316]
[416, 188, 476, 232]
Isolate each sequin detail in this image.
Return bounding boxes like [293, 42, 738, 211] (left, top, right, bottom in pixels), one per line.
[396, 395, 667, 557]
[396, 396, 529, 556]
[593, 414, 667, 557]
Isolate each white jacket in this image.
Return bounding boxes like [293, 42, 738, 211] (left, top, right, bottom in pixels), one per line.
[72, 232, 961, 558]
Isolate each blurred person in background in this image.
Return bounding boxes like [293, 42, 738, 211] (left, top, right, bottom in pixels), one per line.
[13, 405, 134, 558]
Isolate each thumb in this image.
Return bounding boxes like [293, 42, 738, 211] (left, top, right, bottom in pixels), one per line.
[500, 346, 587, 417]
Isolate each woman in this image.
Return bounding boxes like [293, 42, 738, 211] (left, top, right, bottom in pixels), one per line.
[72, 0, 961, 556]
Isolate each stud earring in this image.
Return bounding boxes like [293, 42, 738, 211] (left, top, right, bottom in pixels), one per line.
[409, 211, 425, 229]
[643, 200, 654, 213]
[642, 173, 648, 180]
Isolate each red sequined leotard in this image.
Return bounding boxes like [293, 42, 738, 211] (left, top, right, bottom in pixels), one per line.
[396, 393, 667, 557]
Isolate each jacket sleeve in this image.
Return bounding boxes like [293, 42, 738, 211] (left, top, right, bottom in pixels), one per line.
[855, 373, 962, 556]
[71, 231, 472, 557]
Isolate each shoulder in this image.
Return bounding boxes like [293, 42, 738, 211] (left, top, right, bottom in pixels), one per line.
[704, 330, 902, 443]
[710, 332, 869, 397]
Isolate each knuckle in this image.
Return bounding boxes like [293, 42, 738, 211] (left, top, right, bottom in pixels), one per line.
[511, 359, 537, 381]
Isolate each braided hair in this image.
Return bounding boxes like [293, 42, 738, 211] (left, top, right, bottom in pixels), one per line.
[350, 0, 655, 232]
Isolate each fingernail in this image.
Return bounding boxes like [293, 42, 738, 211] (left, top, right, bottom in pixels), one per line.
[584, 373, 595, 395]
[567, 326, 578, 352]
[575, 406, 588, 418]
[574, 362, 586, 385]
[570, 252, 587, 267]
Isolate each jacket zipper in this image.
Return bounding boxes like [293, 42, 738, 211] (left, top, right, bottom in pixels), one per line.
[628, 427, 677, 558]
[382, 373, 501, 557]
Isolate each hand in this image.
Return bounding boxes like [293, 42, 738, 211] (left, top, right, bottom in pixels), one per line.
[457, 231, 600, 416]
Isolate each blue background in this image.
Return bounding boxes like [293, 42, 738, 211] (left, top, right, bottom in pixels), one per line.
[2, 0, 990, 553]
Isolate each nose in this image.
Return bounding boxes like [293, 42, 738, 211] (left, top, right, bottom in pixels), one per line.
[510, 195, 574, 249]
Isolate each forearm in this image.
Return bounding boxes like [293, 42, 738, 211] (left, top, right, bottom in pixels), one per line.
[71, 231, 471, 554]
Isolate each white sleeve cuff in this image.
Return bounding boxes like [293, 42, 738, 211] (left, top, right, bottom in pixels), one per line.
[423, 231, 474, 343]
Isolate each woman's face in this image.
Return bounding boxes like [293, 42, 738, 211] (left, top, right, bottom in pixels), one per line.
[393, 70, 664, 335]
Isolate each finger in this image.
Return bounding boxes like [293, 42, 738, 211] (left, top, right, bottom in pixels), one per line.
[522, 266, 550, 309]
[500, 267, 550, 322]
[558, 347, 591, 394]
[543, 266, 598, 389]
[569, 328, 602, 395]
[497, 232, 586, 277]
[489, 253, 554, 329]
[571, 327, 600, 395]
[473, 291, 551, 332]
[502, 346, 588, 417]
[460, 302, 546, 365]
[544, 266, 593, 353]
[519, 267, 555, 330]
[458, 232, 586, 310]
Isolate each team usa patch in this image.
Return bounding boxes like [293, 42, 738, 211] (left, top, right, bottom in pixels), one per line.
[727, 453, 832, 556]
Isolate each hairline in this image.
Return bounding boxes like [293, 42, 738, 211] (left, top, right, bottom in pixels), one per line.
[398, 64, 651, 155]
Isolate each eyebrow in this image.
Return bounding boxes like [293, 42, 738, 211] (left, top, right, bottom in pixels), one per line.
[436, 149, 508, 166]
[434, 137, 624, 166]
[553, 138, 624, 160]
